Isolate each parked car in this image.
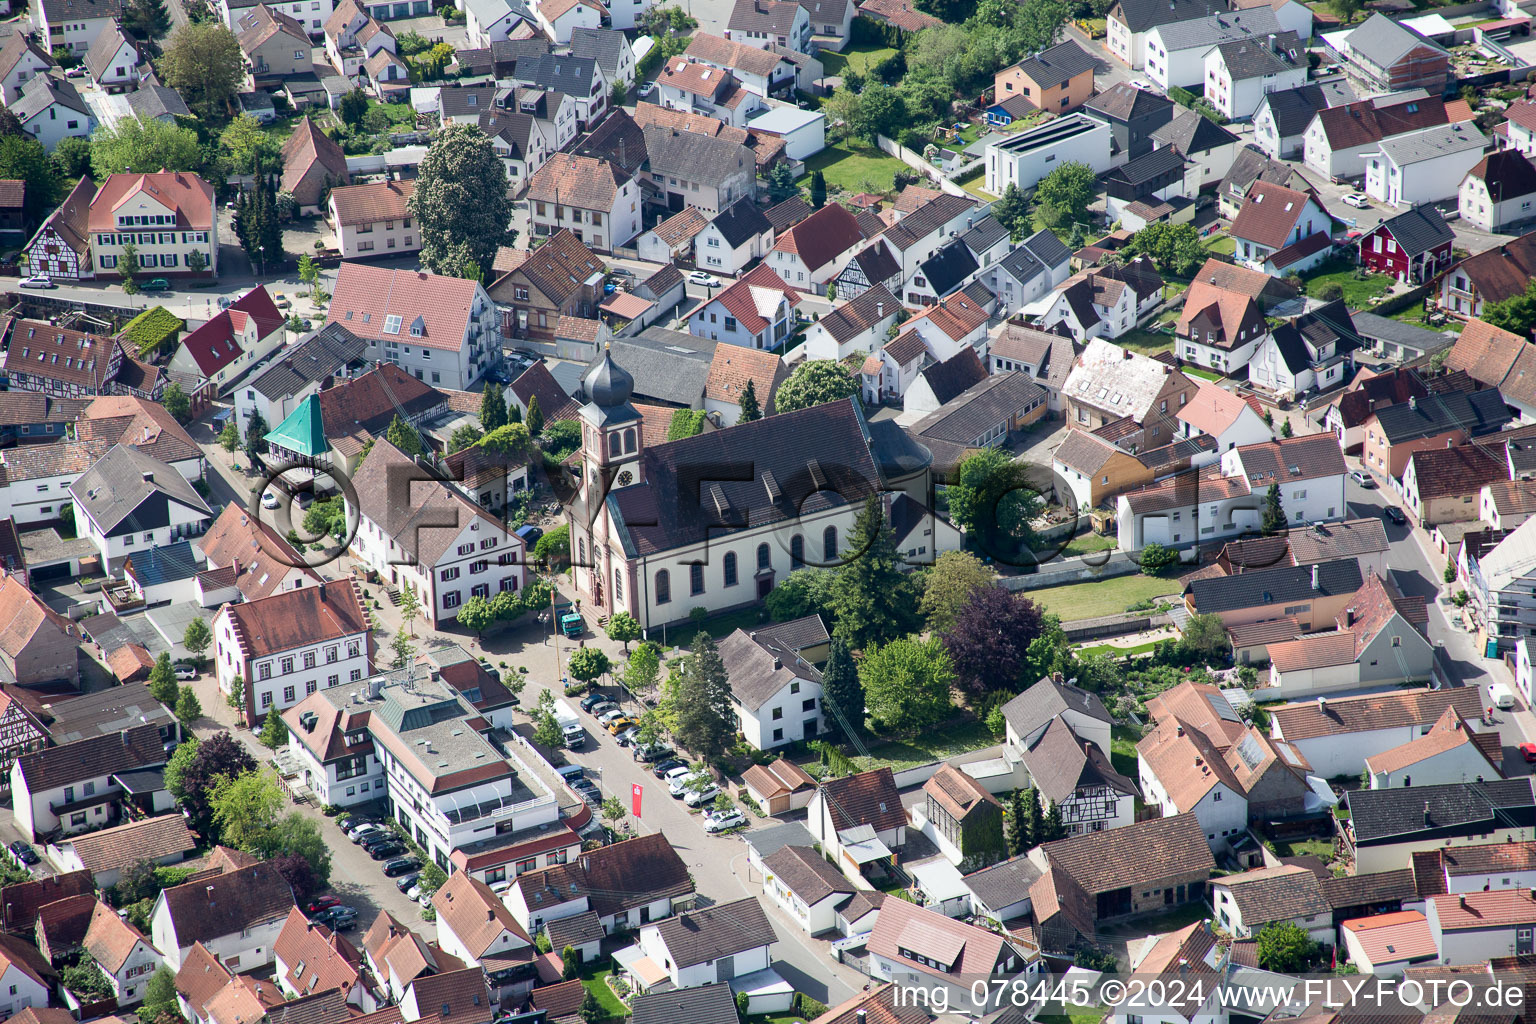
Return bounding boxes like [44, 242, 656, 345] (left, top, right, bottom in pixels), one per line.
[634, 741, 673, 763]
[306, 895, 342, 914]
[383, 856, 421, 877]
[668, 769, 705, 797]
[337, 813, 375, 831]
[652, 757, 687, 778]
[684, 783, 721, 807]
[589, 701, 619, 719]
[17, 276, 53, 289]
[1521, 743, 1536, 764]
[406, 882, 424, 901]
[486, 367, 512, 385]
[616, 726, 641, 747]
[174, 664, 197, 681]
[1343, 193, 1370, 209]
[349, 824, 385, 842]
[580, 693, 610, 713]
[1350, 470, 1376, 489]
[606, 716, 638, 735]
[315, 905, 356, 925]
[261, 491, 282, 509]
[326, 910, 359, 931]
[570, 777, 598, 795]
[7, 841, 37, 866]
[1383, 506, 1406, 525]
[140, 278, 171, 292]
[703, 808, 746, 833]
[395, 871, 421, 893]
[369, 841, 407, 860]
[637, 81, 655, 98]
[687, 271, 722, 288]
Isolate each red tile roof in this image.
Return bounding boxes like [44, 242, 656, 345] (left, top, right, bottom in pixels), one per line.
[88, 171, 214, 232]
[179, 286, 283, 377]
[771, 203, 865, 273]
[1230, 180, 1318, 249]
[328, 179, 414, 227]
[273, 907, 361, 997]
[711, 263, 802, 334]
[222, 579, 369, 659]
[326, 265, 483, 352]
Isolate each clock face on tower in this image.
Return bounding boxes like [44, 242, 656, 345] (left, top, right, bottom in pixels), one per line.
[616, 470, 634, 487]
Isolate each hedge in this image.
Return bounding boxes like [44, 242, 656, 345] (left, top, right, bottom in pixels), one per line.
[120, 306, 185, 357]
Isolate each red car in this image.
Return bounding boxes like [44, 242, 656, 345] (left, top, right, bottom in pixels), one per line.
[1521, 744, 1536, 764]
[306, 896, 342, 915]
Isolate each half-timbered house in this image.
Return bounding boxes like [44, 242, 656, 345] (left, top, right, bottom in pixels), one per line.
[21, 177, 94, 282]
[0, 691, 45, 797]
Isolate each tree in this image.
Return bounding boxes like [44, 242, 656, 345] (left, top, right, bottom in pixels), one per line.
[948, 446, 1041, 558]
[1330, 0, 1361, 22]
[832, 496, 919, 650]
[567, 647, 610, 687]
[253, 814, 332, 892]
[1180, 612, 1232, 663]
[541, 418, 582, 461]
[1279, 418, 1293, 438]
[810, 169, 827, 209]
[776, 360, 859, 414]
[765, 567, 837, 623]
[391, 633, 415, 669]
[666, 408, 707, 439]
[219, 421, 240, 452]
[992, 182, 1029, 241]
[339, 88, 369, 129]
[1262, 481, 1286, 536]
[177, 733, 255, 836]
[1041, 800, 1066, 842]
[458, 595, 494, 636]
[416, 41, 454, 79]
[533, 703, 564, 749]
[526, 394, 545, 436]
[860, 636, 955, 732]
[920, 550, 997, 632]
[399, 580, 420, 638]
[387, 414, 423, 456]
[221, 114, 280, 174]
[1445, 560, 1458, 584]
[737, 379, 761, 423]
[624, 642, 661, 696]
[51, 135, 93, 180]
[161, 381, 190, 423]
[175, 687, 202, 725]
[942, 585, 1045, 695]
[162, 738, 199, 803]
[62, 951, 113, 999]
[605, 611, 641, 652]
[159, 22, 244, 117]
[766, 162, 799, 203]
[480, 382, 507, 431]
[1484, 279, 1536, 335]
[124, 0, 172, 42]
[448, 423, 483, 453]
[820, 636, 864, 738]
[1127, 222, 1207, 277]
[579, 988, 606, 1023]
[408, 123, 513, 276]
[259, 708, 289, 748]
[1139, 541, 1176, 576]
[852, 83, 906, 144]
[561, 946, 580, 981]
[208, 768, 284, 850]
[148, 652, 179, 706]
[1256, 921, 1315, 972]
[0, 136, 59, 223]
[183, 616, 212, 662]
[1075, 947, 1119, 973]
[1005, 789, 1030, 855]
[1033, 160, 1096, 229]
[140, 967, 179, 1024]
[600, 794, 627, 831]
[670, 632, 734, 757]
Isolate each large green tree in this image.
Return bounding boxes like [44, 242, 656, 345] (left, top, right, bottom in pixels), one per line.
[148, 652, 178, 706]
[1033, 160, 1096, 229]
[124, 0, 172, 44]
[208, 767, 284, 850]
[669, 632, 734, 757]
[860, 636, 955, 732]
[1261, 481, 1286, 536]
[90, 115, 202, 177]
[775, 360, 859, 413]
[831, 496, 919, 650]
[919, 550, 997, 632]
[947, 446, 1041, 558]
[1482, 278, 1536, 336]
[992, 183, 1029, 242]
[1127, 221, 1207, 277]
[408, 123, 512, 276]
[1016, 0, 1069, 54]
[819, 636, 864, 738]
[220, 115, 281, 175]
[0, 135, 59, 223]
[737, 379, 762, 423]
[1256, 921, 1315, 972]
[158, 22, 244, 117]
[480, 382, 508, 431]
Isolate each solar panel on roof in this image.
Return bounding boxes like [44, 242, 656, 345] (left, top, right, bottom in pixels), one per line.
[1235, 733, 1265, 770]
[1205, 692, 1241, 723]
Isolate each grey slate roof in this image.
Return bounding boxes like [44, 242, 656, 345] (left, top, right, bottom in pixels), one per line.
[1110, 146, 1187, 187]
[247, 323, 367, 402]
[917, 240, 979, 298]
[1378, 122, 1486, 165]
[13, 73, 89, 122]
[69, 444, 212, 536]
[1346, 13, 1446, 68]
[1376, 205, 1454, 259]
[642, 125, 754, 187]
[1023, 227, 1072, 269]
[630, 985, 740, 1024]
[999, 677, 1113, 739]
[439, 84, 495, 118]
[960, 214, 1008, 256]
[603, 328, 715, 407]
[1009, 39, 1096, 90]
[910, 373, 1048, 464]
[1150, 110, 1238, 154]
[84, 20, 134, 82]
[761, 844, 854, 905]
[1110, 0, 1223, 34]
[708, 198, 772, 248]
[652, 898, 777, 968]
[1349, 311, 1452, 352]
[1188, 560, 1364, 613]
[1371, 388, 1511, 444]
[513, 52, 595, 94]
[567, 26, 630, 79]
[718, 626, 822, 712]
[1214, 31, 1302, 81]
[745, 820, 816, 859]
[1348, 778, 1536, 844]
[963, 854, 1043, 914]
[1152, 7, 1279, 51]
[42, 681, 174, 745]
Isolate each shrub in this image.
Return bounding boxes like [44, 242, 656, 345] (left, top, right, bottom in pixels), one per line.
[120, 306, 186, 357]
[1318, 282, 1344, 302]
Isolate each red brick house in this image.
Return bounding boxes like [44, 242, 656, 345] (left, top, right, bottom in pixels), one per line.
[1359, 206, 1454, 284]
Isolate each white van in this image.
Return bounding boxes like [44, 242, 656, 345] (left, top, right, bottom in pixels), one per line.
[1491, 683, 1517, 710]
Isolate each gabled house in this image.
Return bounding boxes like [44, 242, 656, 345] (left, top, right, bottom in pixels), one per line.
[629, 985, 742, 1024]
[1212, 865, 1333, 944]
[704, 342, 785, 427]
[684, 33, 793, 99]
[50, 814, 194, 888]
[1264, 571, 1436, 697]
[1253, 82, 1356, 160]
[641, 125, 757, 215]
[1342, 911, 1437, 974]
[0, 34, 54, 106]
[1028, 813, 1215, 929]
[326, 179, 416, 260]
[21, 175, 92, 281]
[1082, 81, 1175, 160]
[807, 767, 907, 882]
[487, 231, 605, 346]
[918, 764, 1004, 870]
[726, 0, 809, 52]
[988, 321, 1076, 413]
[1105, 0, 1223, 69]
[1229, 179, 1330, 275]
[503, 832, 695, 936]
[82, 901, 162, 1005]
[1144, 7, 1280, 92]
[532, 0, 605, 44]
[84, 20, 140, 92]
[741, 756, 818, 816]
[0, 931, 55, 1017]
[195, 503, 320, 603]
[36, 0, 126, 55]
[1175, 259, 1280, 373]
[10, 723, 164, 840]
[1014, 714, 1137, 837]
[68, 444, 212, 572]
[765, 202, 865, 295]
[803, 284, 901, 363]
[993, 39, 1095, 116]
[89, 170, 215, 276]
[570, 27, 635, 88]
[1462, 148, 1536, 233]
[1360, 205, 1454, 283]
[1041, 259, 1165, 342]
[692, 198, 773, 275]
[867, 899, 1037, 1014]
[1364, 705, 1501, 789]
[1360, 388, 1511, 484]
[900, 343, 987, 417]
[1204, 31, 1306, 122]
[13, 73, 94, 152]
[1178, 380, 1273, 452]
[525, 154, 640, 255]
[1151, 109, 1241, 185]
[1103, 147, 1191, 221]
[1346, 777, 1536, 872]
[280, 118, 349, 217]
[1269, 687, 1485, 779]
[1437, 229, 1536, 319]
[169, 285, 287, 393]
[1400, 442, 1507, 526]
[1340, 13, 1449, 99]
[986, 229, 1073, 317]
[832, 242, 903, 302]
[431, 871, 535, 998]
[1248, 300, 1360, 397]
[687, 262, 799, 350]
[236, 4, 311, 88]
[627, 898, 776, 994]
[654, 57, 767, 130]
[1304, 93, 1452, 181]
[760, 844, 856, 935]
[0, 569, 79, 690]
[1364, 122, 1487, 208]
[1063, 336, 1196, 433]
[272, 907, 362, 1003]
[1051, 428, 1157, 511]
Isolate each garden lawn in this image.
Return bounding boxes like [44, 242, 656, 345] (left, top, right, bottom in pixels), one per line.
[1078, 638, 1161, 659]
[955, 166, 997, 200]
[1204, 234, 1236, 256]
[1038, 1011, 1107, 1024]
[1304, 259, 1391, 308]
[851, 719, 996, 773]
[1028, 575, 1180, 621]
[816, 44, 897, 79]
[798, 142, 908, 193]
[583, 970, 629, 1019]
[1060, 532, 1117, 556]
[1109, 724, 1141, 777]
[1117, 328, 1172, 355]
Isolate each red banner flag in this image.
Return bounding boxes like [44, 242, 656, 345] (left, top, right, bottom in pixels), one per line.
[631, 783, 643, 818]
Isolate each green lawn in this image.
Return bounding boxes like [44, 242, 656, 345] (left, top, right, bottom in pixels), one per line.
[1038, 1011, 1107, 1024]
[583, 970, 629, 1019]
[1027, 575, 1180, 621]
[1270, 836, 1334, 859]
[851, 719, 997, 773]
[955, 165, 997, 200]
[1304, 259, 1392, 308]
[1205, 234, 1236, 255]
[1060, 532, 1117, 557]
[798, 142, 908, 193]
[1109, 724, 1142, 778]
[1185, 366, 1224, 381]
[1117, 328, 1173, 355]
[816, 44, 897, 79]
[1078, 638, 1161, 659]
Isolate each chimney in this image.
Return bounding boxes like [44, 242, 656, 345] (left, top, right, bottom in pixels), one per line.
[1177, 725, 1185, 737]
[1318, 696, 1327, 713]
[857, 1012, 867, 1024]
[1124, 348, 1133, 360]
[1346, 607, 1355, 626]
[1410, 396, 1417, 411]
[1311, 564, 1319, 590]
[1427, 802, 1434, 827]
[876, 302, 883, 318]
[142, 470, 153, 483]
[1459, 892, 1466, 907]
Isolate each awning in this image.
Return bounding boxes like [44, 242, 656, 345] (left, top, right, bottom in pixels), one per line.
[612, 945, 670, 990]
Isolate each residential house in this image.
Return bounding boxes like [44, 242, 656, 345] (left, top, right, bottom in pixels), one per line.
[985, 230, 1074, 317]
[1248, 300, 1360, 396]
[1229, 179, 1331, 275]
[503, 832, 694, 936]
[993, 39, 1096, 116]
[1185, 557, 1362, 630]
[641, 125, 756, 215]
[1264, 572, 1436, 697]
[82, 902, 161, 1005]
[1365, 122, 1488, 207]
[324, 0, 395, 76]
[1062, 336, 1196, 433]
[1151, 110, 1241, 186]
[1144, 8, 1282, 92]
[1360, 388, 1511, 484]
[1177, 380, 1273, 453]
[326, 179, 417, 260]
[1400, 442, 1507, 526]
[1013, 713, 1137, 837]
[461, 0, 535, 46]
[687, 263, 798, 350]
[570, 27, 635, 88]
[1466, 512, 1536, 657]
[13, 74, 94, 152]
[347, 440, 527, 627]
[281, 118, 349, 217]
[1103, 147, 1192, 221]
[21, 175, 92, 281]
[868, 192, 981, 299]
[1220, 145, 1310, 219]
[0, 570, 78, 691]
[1342, 911, 1438, 975]
[635, 207, 706, 265]
[1438, 230, 1536, 319]
[1461, 149, 1536, 233]
[726, 0, 809, 51]
[1051, 429, 1157, 511]
[525, 154, 640, 254]
[272, 908, 362, 1003]
[987, 321, 1076, 413]
[629, 986, 742, 1024]
[693, 198, 774, 275]
[1028, 813, 1215, 929]
[1254, 82, 1356, 160]
[479, 106, 559, 192]
[1212, 865, 1333, 947]
[654, 57, 766, 129]
[1040, 259, 1166, 342]
[1364, 705, 1501, 788]
[765, 202, 864, 295]
[831, 241, 902, 302]
[237, 5, 312, 87]
[0, 932, 53, 1017]
[1340, 13, 1449, 99]
[49, 814, 195, 888]
[505, 52, 606, 132]
[1304, 93, 1453, 181]
[685, 33, 793, 98]
[84, 20, 139, 92]
[532, 0, 604, 43]
[487, 231, 605, 346]
[194, 503, 321, 604]
[703, 342, 785, 427]
[169, 285, 287, 394]
[151, 862, 295, 972]
[36, 0, 126, 53]
[1351, 310, 1454, 363]
[89, 171, 217, 277]
[718, 624, 823, 749]
[1346, 778, 1536, 872]
[1175, 262, 1280, 373]
[1360, 205, 1454, 283]
[627, 898, 776, 995]
[918, 764, 1004, 870]
[1104, 0, 1224, 69]
[807, 767, 907, 882]
[68, 445, 212, 572]
[866, 899, 1037, 1015]
[1269, 687, 1486, 780]
[1204, 31, 1306, 121]
[1082, 81, 1175, 161]
[216, 0, 334, 32]
[211, 578, 371, 727]
[984, 112, 1114, 195]
[1425, 890, 1536, 965]
[760, 845, 856, 935]
[0, 870, 95, 933]
[431, 871, 535, 998]
[10, 723, 164, 840]
[0, 34, 53, 106]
